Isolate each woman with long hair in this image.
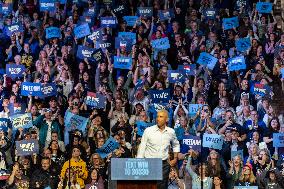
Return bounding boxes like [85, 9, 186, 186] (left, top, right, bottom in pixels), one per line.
[227, 155, 243, 189]
[87, 153, 106, 181]
[212, 176, 225, 189]
[236, 163, 256, 186]
[263, 117, 281, 156]
[207, 150, 226, 179]
[48, 140, 65, 169]
[85, 168, 105, 189]
[58, 168, 80, 189]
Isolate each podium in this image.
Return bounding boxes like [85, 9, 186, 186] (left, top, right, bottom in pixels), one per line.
[111, 158, 162, 189]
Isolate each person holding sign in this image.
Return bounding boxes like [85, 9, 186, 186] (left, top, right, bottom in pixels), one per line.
[137, 110, 180, 189]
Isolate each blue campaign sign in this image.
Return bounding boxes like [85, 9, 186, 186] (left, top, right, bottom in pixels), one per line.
[118, 32, 136, 44]
[158, 9, 174, 21]
[40, 0, 55, 11]
[123, 16, 139, 27]
[85, 92, 106, 109]
[8, 103, 26, 116]
[96, 137, 119, 158]
[5, 23, 23, 37]
[151, 37, 170, 50]
[16, 139, 39, 156]
[96, 40, 112, 51]
[76, 45, 96, 60]
[149, 89, 171, 103]
[256, 2, 272, 13]
[87, 28, 102, 41]
[137, 7, 153, 17]
[197, 52, 218, 67]
[136, 121, 153, 136]
[74, 23, 91, 39]
[204, 8, 216, 19]
[11, 113, 33, 130]
[234, 187, 258, 189]
[222, 17, 239, 30]
[250, 83, 271, 97]
[181, 135, 201, 153]
[188, 104, 203, 116]
[65, 111, 89, 132]
[115, 37, 132, 51]
[175, 127, 185, 141]
[6, 64, 26, 79]
[1, 3, 12, 14]
[100, 17, 117, 28]
[281, 68, 284, 79]
[0, 118, 11, 132]
[41, 83, 57, 98]
[203, 134, 224, 150]
[113, 56, 132, 70]
[21, 82, 42, 97]
[273, 133, 284, 147]
[228, 56, 246, 71]
[167, 70, 185, 83]
[178, 64, 196, 75]
[236, 37, 251, 52]
[45, 27, 61, 39]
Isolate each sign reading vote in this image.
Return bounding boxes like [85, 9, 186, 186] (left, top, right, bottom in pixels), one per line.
[0, 118, 11, 132]
[45, 27, 61, 39]
[236, 37, 251, 52]
[137, 7, 153, 17]
[111, 158, 162, 180]
[181, 135, 201, 153]
[100, 17, 117, 28]
[65, 111, 89, 132]
[188, 104, 203, 116]
[202, 134, 224, 150]
[113, 4, 125, 15]
[74, 23, 91, 39]
[96, 137, 119, 158]
[113, 56, 132, 70]
[228, 56, 246, 71]
[77, 45, 96, 60]
[6, 64, 26, 79]
[251, 83, 271, 97]
[149, 89, 170, 103]
[5, 23, 23, 36]
[136, 121, 153, 136]
[167, 70, 185, 83]
[11, 113, 33, 130]
[123, 16, 139, 27]
[16, 139, 39, 156]
[40, 0, 55, 11]
[151, 37, 170, 50]
[256, 2, 272, 13]
[85, 92, 106, 109]
[222, 17, 239, 30]
[197, 52, 218, 69]
[21, 82, 42, 97]
[273, 133, 284, 147]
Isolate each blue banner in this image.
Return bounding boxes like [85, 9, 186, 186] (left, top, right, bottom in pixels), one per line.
[167, 70, 185, 83]
[273, 133, 284, 147]
[6, 64, 26, 79]
[85, 92, 106, 109]
[45, 27, 61, 39]
[256, 2, 272, 13]
[16, 139, 39, 156]
[0, 3, 12, 14]
[158, 9, 174, 21]
[87, 28, 102, 41]
[118, 32, 136, 44]
[100, 17, 117, 28]
[204, 8, 216, 19]
[197, 52, 218, 69]
[21, 82, 42, 97]
[228, 56, 246, 71]
[151, 37, 170, 50]
[8, 103, 26, 116]
[11, 113, 33, 130]
[250, 83, 271, 97]
[0, 118, 11, 132]
[181, 135, 201, 153]
[65, 111, 89, 132]
[74, 23, 91, 39]
[188, 104, 203, 116]
[281, 68, 284, 79]
[115, 37, 132, 51]
[113, 56, 132, 70]
[123, 16, 139, 27]
[178, 64, 196, 75]
[203, 134, 224, 150]
[5, 23, 23, 37]
[175, 127, 185, 141]
[236, 37, 251, 52]
[76, 45, 96, 60]
[96, 40, 112, 51]
[40, 0, 55, 11]
[222, 17, 239, 30]
[41, 83, 57, 98]
[96, 137, 119, 158]
[136, 121, 153, 136]
[137, 7, 153, 17]
[149, 89, 171, 103]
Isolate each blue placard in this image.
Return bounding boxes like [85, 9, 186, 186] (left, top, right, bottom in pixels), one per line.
[123, 16, 139, 27]
[0, 118, 11, 132]
[175, 127, 185, 141]
[151, 37, 170, 50]
[136, 121, 153, 136]
[167, 70, 185, 83]
[96, 40, 112, 51]
[21, 82, 42, 97]
[158, 9, 174, 21]
[181, 135, 201, 153]
[65, 111, 89, 132]
[85, 92, 106, 109]
[1, 3, 12, 14]
[197, 52, 218, 68]
[178, 64, 196, 75]
[231, 150, 244, 160]
[5, 23, 23, 37]
[188, 104, 203, 116]
[228, 56, 246, 71]
[202, 133, 224, 150]
[6, 64, 26, 79]
[11, 113, 33, 130]
[273, 133, 284, 147]
[113, 4, 125, 15]
[41, 83, 57, 98]
[256, 2, 272, 13]
[115, 37, 132, 51]
[8, 103, 27, 116]
[16, 139, 39, 156]
[281, 68, 284, 79]
[148, 89, 171, 103]
[100, 17, 117, 28]
[236, 37, 251, 52]
[234, 187, 258, 189]
[250, 83, 271, 97]
[87, 28, 102, 41]
[76, 45, 96, 60]
[222, 17, 239, 30]
[96, 137, 119, 158]
[118, 32, 136, 44]
[137, 7, 153, 17]
[45, 27, 61, 39]
[204, 8, 216, 19]
[40, 0, 55, 11]
[74, 23, 91, 39]
[113, 56, 132, 70]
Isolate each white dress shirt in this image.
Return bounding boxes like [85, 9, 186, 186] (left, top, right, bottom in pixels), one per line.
[137, 125, 180, 160]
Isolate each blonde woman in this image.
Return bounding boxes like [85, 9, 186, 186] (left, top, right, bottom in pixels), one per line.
[235, 163, 256, 186]
[227, 155, 243, 189]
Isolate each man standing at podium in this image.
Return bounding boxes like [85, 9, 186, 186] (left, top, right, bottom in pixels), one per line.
[137, 110, 180, 189]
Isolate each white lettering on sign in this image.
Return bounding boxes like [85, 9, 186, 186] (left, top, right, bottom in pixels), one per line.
[140, 9, 151, 14]
[82, 50, 93, 57]
[23, 85, 41, 91]
[19, 142, 35, 152]
[124, 161, 149, 176]
[41, 3, 54, 7]
[114, 5, 124, 12]
[183, 139, 201, 145]
[9, 68, 21, 74]
[153, 92, 168, 99]
[8, 25, 19, 32]
[102, 19, 116, 25]
[88, 31, 100, 40]
[41, 86, 54, 95]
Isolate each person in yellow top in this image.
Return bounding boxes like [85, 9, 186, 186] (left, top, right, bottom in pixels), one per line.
[60, 146, 88, 188]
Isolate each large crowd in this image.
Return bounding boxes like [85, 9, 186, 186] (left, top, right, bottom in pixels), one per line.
[0, 0, 284, 188]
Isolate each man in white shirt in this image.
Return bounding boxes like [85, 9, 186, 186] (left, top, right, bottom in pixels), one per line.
[137, 110, 180, 189]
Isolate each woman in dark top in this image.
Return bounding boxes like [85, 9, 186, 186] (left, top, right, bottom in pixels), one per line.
[263, 117, 281, 156]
